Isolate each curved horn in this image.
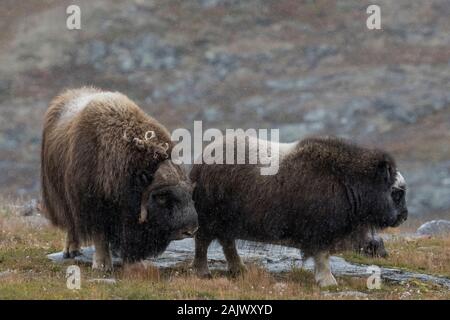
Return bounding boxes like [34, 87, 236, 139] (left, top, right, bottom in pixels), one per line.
[139, 204, 148, 224]
[123, 130, 131, 142]
[145, 131, 156, 141]
[133, 137, 145, 149]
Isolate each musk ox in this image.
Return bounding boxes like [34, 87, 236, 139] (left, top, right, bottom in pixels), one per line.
[190, 135, 407, 287]
[41, 87, 198, 270]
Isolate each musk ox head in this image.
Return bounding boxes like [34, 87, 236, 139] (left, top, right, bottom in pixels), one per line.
[121, 160, 198, 262]
[140, 160, 198, 241]
[389, 171, 408, 227]
[369, 160, 408, 229]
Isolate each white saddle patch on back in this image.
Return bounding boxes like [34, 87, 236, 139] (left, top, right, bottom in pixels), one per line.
[59, 91, 121, 123]
[201, 134, 298, 166]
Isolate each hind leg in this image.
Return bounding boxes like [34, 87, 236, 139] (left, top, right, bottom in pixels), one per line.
[63, 228, 81, 259]
[219, 238, 247, 276]
[192, 235, 213, 278]
[313, 251, 337, 288]
[92, 233, 113, 271]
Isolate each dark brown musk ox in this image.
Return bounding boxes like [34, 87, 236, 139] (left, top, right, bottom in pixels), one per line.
[190, 134, 407, 287]
[41, 87, 198, 270]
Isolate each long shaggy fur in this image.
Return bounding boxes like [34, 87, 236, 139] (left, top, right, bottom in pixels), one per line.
[191, 135, 402, 258]
[41, 87, 172, 260]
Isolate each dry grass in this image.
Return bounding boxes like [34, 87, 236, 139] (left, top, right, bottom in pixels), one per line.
[342, 236, 450, 278]
[1, 201, 449, 300]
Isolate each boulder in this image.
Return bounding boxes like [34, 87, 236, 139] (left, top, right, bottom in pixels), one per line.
[416, 220, 450, 237]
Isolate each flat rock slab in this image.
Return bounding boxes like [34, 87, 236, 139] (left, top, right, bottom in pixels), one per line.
[0, 270, 15, 279]
[322, 290, 369, 299]
[47, 239, 450, 290]
[88, 278, 117, 285]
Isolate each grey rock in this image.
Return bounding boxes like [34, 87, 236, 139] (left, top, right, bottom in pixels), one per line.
[88, 278, 117, 285]
[304, 44, 338, 69]
[0, 270, 14, 278]
[322, 291, 369, 298]
[202, 108, 223, 122]
[48, 239, 450, 289]
[304, 109, 328, 123]
[0, 78, 11, 95]
[48, 247, 122, 266]
[197, 0, 239, 8]
[278, 122, 324, 142]
[265, 77, 319, 91]
[205, 51, 239, 78]
[417, 220, 450, 237]
[18, 199, 40, 216]
[406, 163, 450, 216]
[105, 34, 180, 73]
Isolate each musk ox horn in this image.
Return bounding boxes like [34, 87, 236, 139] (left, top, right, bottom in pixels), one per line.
[123, 130, 131, 142]
[139, 189, 151, 224]
[145, 131, 156, 141]
[153, 142, 170, 159]
[160, 142, 170, 154]
[133, 137, 146, 150]
[139, 204, 148, 224]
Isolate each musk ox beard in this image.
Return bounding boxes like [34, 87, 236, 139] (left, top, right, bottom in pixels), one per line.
[190, 135, 407, 287]
[41, 87, 198, 270]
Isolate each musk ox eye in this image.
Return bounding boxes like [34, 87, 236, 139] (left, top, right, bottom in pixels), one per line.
[392, 188, 405, 203]
[153, 194, 168, 206]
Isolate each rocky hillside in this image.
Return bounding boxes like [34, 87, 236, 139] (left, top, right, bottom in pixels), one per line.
[0, 0, 449, 218]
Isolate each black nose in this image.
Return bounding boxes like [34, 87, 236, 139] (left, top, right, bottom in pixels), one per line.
[390, 209, 408, 227]
[400, 209, 408, 221]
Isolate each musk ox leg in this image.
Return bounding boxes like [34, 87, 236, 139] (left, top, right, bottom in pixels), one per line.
[63, 230, 81, 259]
[361, 235, 388, 258]
[313, 251, 337, 288]
[92, 234, 113, 271]
[192, 236, 213, 278]
[219, 239, 247, 276]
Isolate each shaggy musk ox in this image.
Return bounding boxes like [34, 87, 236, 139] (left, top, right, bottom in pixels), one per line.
[191, 135, 407, 287]
[41, 88, 198, 270]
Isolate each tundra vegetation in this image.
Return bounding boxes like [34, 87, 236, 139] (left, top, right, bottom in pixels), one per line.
[0, 200, 449, 300]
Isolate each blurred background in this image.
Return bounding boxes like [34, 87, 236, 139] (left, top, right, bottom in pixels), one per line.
[0, 0, 449, 220]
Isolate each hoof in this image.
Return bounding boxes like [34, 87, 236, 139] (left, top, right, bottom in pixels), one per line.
[192, 264, 212, 279]
[229, 263, 248, 277]
[92, 263, 113, 272]
[69, 250, 82, 258]
[198, 272, 212, 279]
[92, 256, 113, 272]
[363, 237, 388, 258]
[317, 274, 338, 288]
[63, 250, 82, 259]
[194, 268, 212, 279]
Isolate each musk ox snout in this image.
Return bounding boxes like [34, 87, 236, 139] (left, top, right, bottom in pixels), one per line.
[385, 171, 408, 228]
[141, 160, 198, 243]
[144, 185, 198, 240]
[172, 205, 199, 240]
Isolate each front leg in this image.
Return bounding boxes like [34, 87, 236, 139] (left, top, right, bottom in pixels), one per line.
[63, 228, 81, 259]
[313, 251, 337, 287]
[92, 233, 113, 271]
[192, 235, 213, 278]
[219, 238, 247, 276]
